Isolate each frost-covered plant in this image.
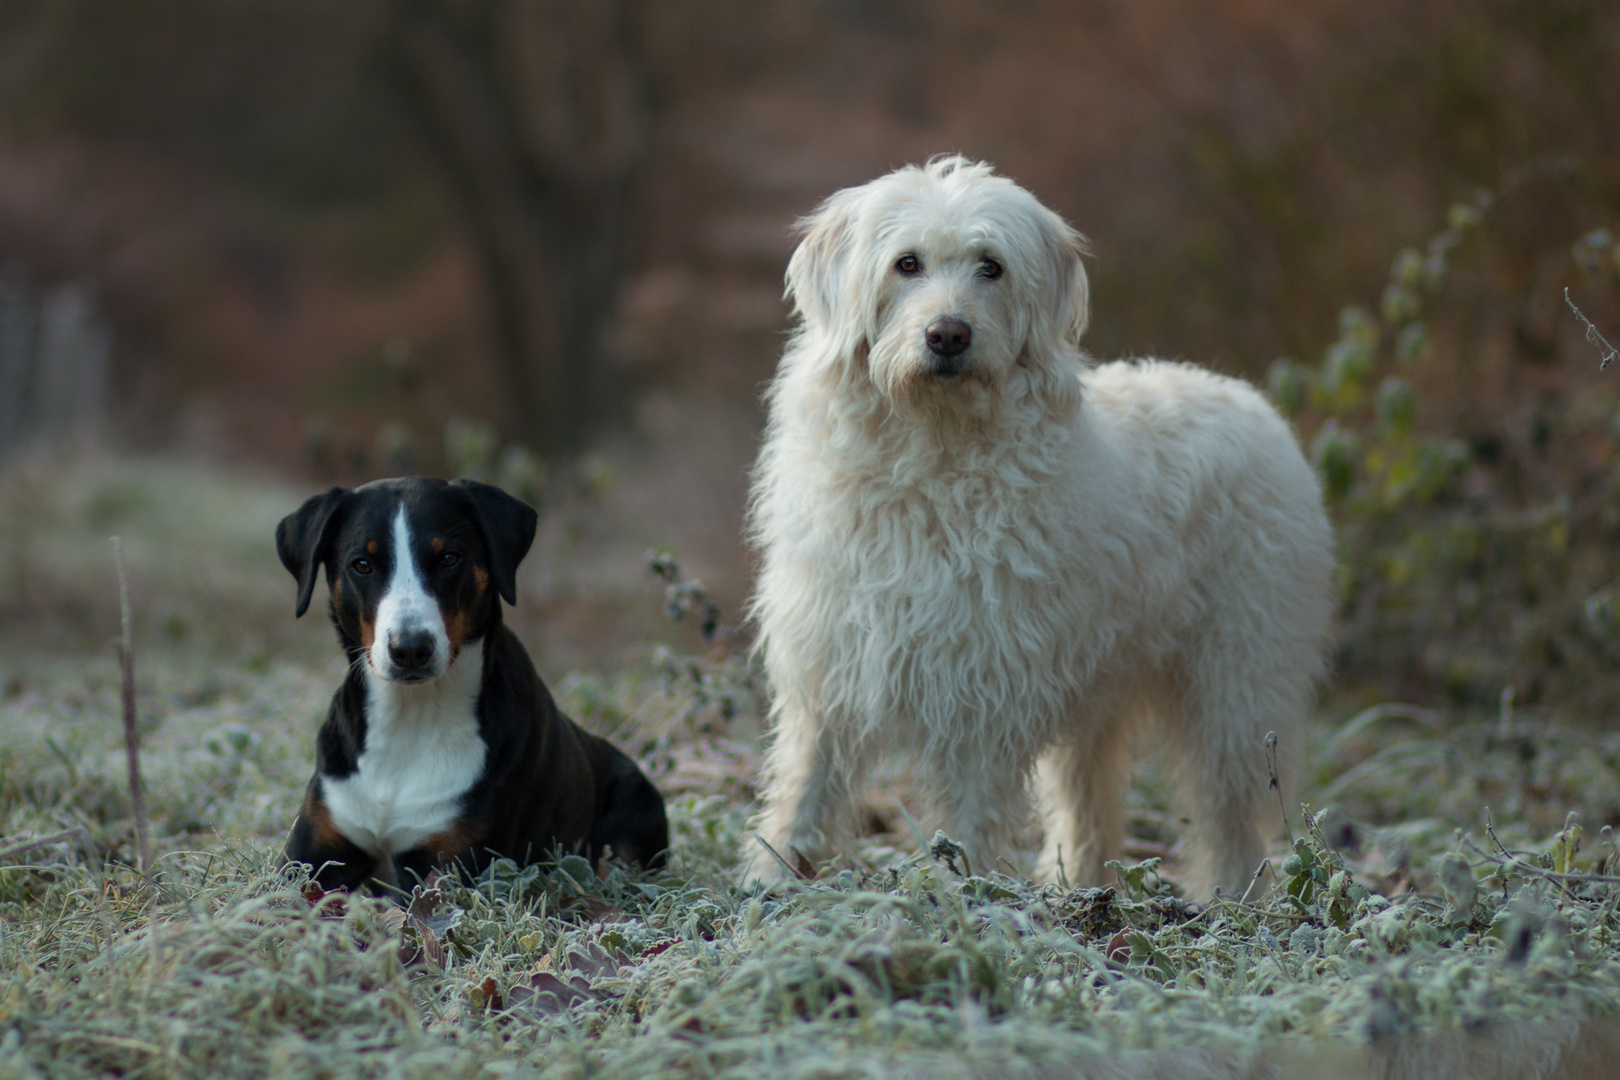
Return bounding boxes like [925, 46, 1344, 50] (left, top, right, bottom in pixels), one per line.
[646, 549, 762, 734]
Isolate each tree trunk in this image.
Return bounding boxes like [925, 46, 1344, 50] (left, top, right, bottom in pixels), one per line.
[382, 0, 651, 455]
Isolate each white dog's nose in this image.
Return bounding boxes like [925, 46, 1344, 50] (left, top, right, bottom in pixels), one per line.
[925, 317, 972, 358]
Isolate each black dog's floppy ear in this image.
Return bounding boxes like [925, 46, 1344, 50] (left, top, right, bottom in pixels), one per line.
[276, 487, 348, 618]
[451, 478, 538, 606]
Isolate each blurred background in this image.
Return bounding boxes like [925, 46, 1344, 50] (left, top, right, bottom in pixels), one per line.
[1, 0, 1618, 715]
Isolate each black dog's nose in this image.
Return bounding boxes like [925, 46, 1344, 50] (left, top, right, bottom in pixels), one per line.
[925, 317, 972, 358]
[388, 630, 436, 672]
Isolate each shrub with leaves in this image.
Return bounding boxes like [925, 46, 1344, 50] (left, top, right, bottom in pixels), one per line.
[1267, 162, 1620, 716]
[644, 549, 762, 736]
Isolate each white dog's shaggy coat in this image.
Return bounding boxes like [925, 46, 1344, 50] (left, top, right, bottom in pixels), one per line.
[746, 157, 1334, 896]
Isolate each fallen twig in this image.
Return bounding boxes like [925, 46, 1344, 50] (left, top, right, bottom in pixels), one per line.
[754, 836, 812, 881]
[1460, 835, 1620, 887]
[111, 537, 152, 879]
[1186, 893, 1315, 928]
[0, 827, 89, 862]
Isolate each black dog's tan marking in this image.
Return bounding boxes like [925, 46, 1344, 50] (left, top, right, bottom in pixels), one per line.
[278, 476, 669, 892]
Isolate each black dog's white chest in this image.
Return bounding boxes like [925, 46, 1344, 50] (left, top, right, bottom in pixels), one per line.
[321, 640, 487, 858]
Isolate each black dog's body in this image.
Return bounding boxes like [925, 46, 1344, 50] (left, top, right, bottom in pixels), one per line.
[278, 476, 667, 892]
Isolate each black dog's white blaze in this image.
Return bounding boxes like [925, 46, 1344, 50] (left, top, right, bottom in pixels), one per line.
[370, 507, 451, 680]
[324, 506, 485, 872]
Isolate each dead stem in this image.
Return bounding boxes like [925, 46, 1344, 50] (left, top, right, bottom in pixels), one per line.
[1264, 731, 1294, 845]
[110, 537, 152, 880]
[1237, 859, 1271, 906]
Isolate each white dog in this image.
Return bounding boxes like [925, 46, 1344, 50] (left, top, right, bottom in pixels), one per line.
[745, 157, 1334, 896]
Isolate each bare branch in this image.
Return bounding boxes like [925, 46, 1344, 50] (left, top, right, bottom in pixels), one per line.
[1565, 288, 1620, 371]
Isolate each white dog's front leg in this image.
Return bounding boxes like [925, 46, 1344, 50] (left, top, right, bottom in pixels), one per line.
[1034, 731, 1126, 887]
[745, 705, 872, 884]
[923, 745, 1033, 879]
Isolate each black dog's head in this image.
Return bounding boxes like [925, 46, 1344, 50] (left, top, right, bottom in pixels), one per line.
[276, 477, 537, 683]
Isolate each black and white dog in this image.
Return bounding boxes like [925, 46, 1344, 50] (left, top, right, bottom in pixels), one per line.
[277, 476, 668, 891]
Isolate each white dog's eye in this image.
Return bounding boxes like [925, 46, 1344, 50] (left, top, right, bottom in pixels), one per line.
[979, 258, 1004, 280]
[895, 254, 921, 275]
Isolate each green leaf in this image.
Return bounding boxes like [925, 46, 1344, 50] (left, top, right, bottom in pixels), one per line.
[1312, 421, 1359, 501]
[1267, 358, 1310, 419]
[1395, 322, 1430, 363]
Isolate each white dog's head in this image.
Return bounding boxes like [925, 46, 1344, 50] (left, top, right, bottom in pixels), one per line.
[786, 156, 1089, 420]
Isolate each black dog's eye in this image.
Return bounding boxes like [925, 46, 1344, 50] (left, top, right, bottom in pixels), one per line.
[440, 552, 459, 568]
[980, 258, 1004, 280]
[895, 254, 921, 275]
[352, 557, 373, 575]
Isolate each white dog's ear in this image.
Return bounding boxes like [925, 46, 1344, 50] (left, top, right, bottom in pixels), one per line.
[1043, 215, 1090, 346]
[786, 189, 863, 334]
[1014, 210, 1089, 416]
